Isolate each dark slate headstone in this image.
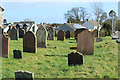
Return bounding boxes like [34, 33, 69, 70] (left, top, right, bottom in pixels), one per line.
[23, 31, 37, 53]
[13, 50, 22, 59]
[47, 27, 54, 40]
[96, 37, 103, 42]
[2, 35, 9, 58]
[19, 28, 25, 38]
[15, 70, 34, 80]
[9, 27, 19, 40]
[57, 30, 64, 40]
[36, 25, 47, 48]
[65, 31, 70, 39]
[68, 52, 83, 66]
[77, 30, 94, 55]
[16, 24, 20, 30]
[23, 24, 28, 32]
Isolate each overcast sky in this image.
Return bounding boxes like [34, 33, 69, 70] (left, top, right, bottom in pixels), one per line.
[1, 0, 118, 24]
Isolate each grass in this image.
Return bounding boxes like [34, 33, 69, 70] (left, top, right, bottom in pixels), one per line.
[1, 36, 118, 78]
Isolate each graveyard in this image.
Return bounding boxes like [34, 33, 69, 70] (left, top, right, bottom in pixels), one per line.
[1, 36, 118, 78]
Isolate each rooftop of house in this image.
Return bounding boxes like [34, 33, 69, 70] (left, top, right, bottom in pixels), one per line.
[87, 20, 99, 26]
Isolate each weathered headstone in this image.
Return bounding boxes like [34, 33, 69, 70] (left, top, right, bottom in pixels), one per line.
[36, 25, 47, 48]
[15, 70, 34, 80]
[47, 27, 54, 40]
[68, 52, 83, 66]
[65, 31, 70, 39]
[57, 30, 64, 40]
[77, 30, 94, 55]
[2, 35, 9, 58]
[9, 27, 19, 40]
[19, 28, 25, 38]
[23, 31, 37, 53]
[13, 50, 22, 59]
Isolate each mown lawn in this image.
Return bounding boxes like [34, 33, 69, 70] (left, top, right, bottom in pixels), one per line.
[1, 36, 118, 78]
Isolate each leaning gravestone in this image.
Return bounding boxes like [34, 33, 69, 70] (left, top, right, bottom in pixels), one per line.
[36, 25, 47, 48]
[13, 49, 22, 59]
[68, 52, 83, 66]
[47, 27, 54, 40]
[65, 31, 70, 39]
[15, 70, 34, 80]
[23, 31, 37, 53]
[19, 28, 25, 38]
[9, 27, 19, 40]
[57, 30, 64, 40]
[77, 30, 94, 55]
[2, 35, 9, 58]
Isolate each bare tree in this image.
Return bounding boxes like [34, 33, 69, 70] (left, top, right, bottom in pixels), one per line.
[91, 2, 103, 22]
[64, 7, 88, 23]
[79, 7, 89, 23]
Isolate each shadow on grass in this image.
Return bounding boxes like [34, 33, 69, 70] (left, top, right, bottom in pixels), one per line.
[69, 42, 76, 43]
[44, 54, 67, 57]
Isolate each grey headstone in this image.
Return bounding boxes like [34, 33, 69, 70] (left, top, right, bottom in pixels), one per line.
[36, 25, 47, 48]
[19, 28, 25, 38]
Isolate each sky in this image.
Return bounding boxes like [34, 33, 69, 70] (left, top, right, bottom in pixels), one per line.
[1, 0, 119, 24]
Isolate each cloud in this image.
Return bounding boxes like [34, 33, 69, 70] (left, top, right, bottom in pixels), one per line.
[1, 0, 119, 2]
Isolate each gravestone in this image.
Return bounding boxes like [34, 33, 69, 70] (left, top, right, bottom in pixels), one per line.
[77, 30, 94, 55]
[2, 35, 9, 58]
[65, 31, 70, 39]
[23, 24, 28, 32]
[68, 52, 83, 66]
[23, 31, 37, 53]
[47, 27, 54, 40]
[96, 37, 103, 42]
[13, 50, 22, 59]
[9, 27, 19, 40]
[99, 28, 105, 37]
[16, 24, 20, 30]
[0, 27, 3, 34]
[7, 26, 12, 36]
[36, 25, 47, 48]
[93, 29, 98, 37]
[75, 28, 86, 40]
[15, 70, 34, 80]
[57, 30, 64, 40]
[19, 28, 25, 38]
